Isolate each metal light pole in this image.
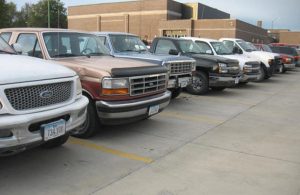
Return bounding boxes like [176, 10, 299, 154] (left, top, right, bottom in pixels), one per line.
[48, 0, 50, 28]
[271, 17, 280, 29]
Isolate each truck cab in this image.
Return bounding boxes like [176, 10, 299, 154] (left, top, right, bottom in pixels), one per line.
[182, 37, 261, 83]
[150, 37, 241, 95]
[220, 38, 281, 81]
[94, 32, 196, 98]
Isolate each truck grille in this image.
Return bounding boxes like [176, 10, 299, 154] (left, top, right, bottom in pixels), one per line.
[5, 81, 73, 111]
[227, 63, 241, 74]
[170, 62, 192, 75]
[129, 74, 167, 96]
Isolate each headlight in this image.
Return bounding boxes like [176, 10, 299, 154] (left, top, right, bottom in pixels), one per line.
[285, 58, 292, 63]
[243, 64, 253, 73]
[76, 77, 82, 97]
[102, 77, 129, 95]
[191, 61, 196, 71]
[268, 59, 273, 65]
[218, 63, 228, 73]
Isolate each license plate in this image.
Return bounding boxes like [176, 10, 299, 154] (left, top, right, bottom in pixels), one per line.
[148, 105, 160, 116]
[179, 77, 190, 87]
[42, 119, 66, 141]
[235, 77, 239, 84]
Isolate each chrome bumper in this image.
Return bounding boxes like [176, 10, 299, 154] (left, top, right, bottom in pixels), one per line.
[96, 91, 171, 125]
[0, 96, 88, 151]
[168, 76, 191, 89]
[284, 63, 296, 69]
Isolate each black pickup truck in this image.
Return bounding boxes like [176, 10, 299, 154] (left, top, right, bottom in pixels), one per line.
[149, 37, 241, 95]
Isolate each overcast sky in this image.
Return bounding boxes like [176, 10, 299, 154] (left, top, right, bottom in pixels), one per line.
[9, 0, 300, 31]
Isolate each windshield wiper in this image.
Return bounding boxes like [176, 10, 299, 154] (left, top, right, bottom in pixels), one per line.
[52, 53, 79, 58]
[0, 50, 16, 55]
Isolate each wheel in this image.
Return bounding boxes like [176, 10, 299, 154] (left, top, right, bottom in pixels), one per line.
[211, 87, 226, 91]
[256, 65, 266, 82]
[41, 133, 69, 148]
[71, 98, 100, 138]
[186, 71, 209, 95]
[170, 88, 182, 99]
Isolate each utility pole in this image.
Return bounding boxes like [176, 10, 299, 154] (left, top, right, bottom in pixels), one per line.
[48, 0, 50, 28]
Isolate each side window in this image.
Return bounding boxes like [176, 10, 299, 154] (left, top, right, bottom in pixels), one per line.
[196, 41, 213, 54]
[154, 40, 177, 55]
[223, 40, 235, 52]
[0, 32, 12, 42]
[16, 33, 43, 58]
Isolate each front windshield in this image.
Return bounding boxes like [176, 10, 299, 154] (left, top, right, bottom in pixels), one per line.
[210, 42, 233, 55]
[0, 37, 16, 54]
[178, 40, 203, 54]
[262, 45, 273, 52]
[236, 40, 256, 52]
[110, 35, 147, 53]
[43, 32, 110, 58]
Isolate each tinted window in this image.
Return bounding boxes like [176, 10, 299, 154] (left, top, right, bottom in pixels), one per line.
[0, 32, 12, 42]
[16, 33, 43, 58]
[223, 40, 235, 52]
[210, 42, 232, 55]
[109, 34, 147, 53]
[271, 46, 298, 56]
[154, 39, 177, 55]
[195, 41, 214, 54]
[0, 37, 15, 54]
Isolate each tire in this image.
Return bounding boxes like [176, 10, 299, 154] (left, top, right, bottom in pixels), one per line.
[186, 71, 209, 95]
[170, 88, 182, 99]
[42, 133, 69, 148]
[211, 87, 226, 91]
[256, 65, 266, 82]
[71, 98, 100, 138]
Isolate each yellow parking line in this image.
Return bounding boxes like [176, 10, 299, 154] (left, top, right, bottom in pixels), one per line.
[68, 137, 153, 164]
[161, 111, 223, 125]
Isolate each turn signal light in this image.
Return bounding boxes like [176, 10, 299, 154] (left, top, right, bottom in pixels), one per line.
[102, 88, 129, 95]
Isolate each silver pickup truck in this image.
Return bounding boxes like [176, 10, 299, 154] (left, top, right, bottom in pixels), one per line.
[94, 32, 196, 98]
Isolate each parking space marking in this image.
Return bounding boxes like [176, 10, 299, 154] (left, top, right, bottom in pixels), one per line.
[68, 137, 153, 164]
[161, 111, 223, 125]
[183, 94, 255, 106]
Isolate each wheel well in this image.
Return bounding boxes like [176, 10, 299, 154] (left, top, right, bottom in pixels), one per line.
[82, 90, 93, 101]
[196, 68, 209, 77]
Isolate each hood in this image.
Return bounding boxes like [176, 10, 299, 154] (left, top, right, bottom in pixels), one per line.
[189, 53, 239, 64]
[0, 54, 76, 85]
[54, 55, 159, 78]
[251, 51, 280, 59]
[114, 52, 194, 65]
[219, 54, 260, 67]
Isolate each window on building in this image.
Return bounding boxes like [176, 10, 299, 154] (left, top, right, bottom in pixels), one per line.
[154, 40, 177, 55]
[0, 32, 12, 43]
[16, 33, 43, 58]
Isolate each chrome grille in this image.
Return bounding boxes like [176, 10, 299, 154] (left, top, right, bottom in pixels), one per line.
[227, 63, 241, 74]
[129, 74, 167, 96]
[170, 62, 192, 75]
[5, 81, 73, 111]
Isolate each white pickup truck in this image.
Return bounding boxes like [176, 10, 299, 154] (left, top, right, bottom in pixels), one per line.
[219, 38, 281, 81]
[182, 37, 261, 83]
[0, 37, 89, 156]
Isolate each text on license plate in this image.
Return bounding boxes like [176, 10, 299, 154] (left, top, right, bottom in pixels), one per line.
[149, 105, 160, 116]
[42, 119, 66, 141]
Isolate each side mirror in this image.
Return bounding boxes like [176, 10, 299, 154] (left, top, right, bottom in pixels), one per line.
[169, 49, 179, 55]
[233, 46, 243, 54]
[206, 50, 213, 55]
[12, 43, 23, 54]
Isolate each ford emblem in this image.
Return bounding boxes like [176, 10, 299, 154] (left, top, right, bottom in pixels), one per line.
[40, 90, 53, 99]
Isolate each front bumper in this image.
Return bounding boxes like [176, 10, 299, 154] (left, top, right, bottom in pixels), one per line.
[284, 63, 296, 70]
[0, 96, 89, 154]
[209, 73, 240, 87]
[239, 73, 259, 82]
[96, 91, 171, 125]
[168, 75, 192, 89]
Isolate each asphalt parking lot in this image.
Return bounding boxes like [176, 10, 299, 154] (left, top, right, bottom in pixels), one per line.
[1, 69, 300, 195]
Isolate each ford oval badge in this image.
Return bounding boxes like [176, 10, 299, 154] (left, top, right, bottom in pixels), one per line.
[40, 90, 53, 99]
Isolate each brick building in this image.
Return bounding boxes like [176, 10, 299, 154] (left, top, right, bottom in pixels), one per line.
[68, 0, 269, 43]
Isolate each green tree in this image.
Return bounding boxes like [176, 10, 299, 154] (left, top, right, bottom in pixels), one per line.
[28, 0, 67, 28]
[13, 3, 32, 27]
[0, 0, 10, 28]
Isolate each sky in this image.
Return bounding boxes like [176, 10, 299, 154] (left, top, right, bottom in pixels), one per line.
[9, 0, 300, 31]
